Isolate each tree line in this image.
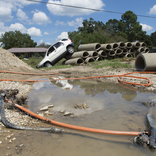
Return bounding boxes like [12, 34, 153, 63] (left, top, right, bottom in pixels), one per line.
[0, 11, 156, 51]
[68, 11, 156, 51]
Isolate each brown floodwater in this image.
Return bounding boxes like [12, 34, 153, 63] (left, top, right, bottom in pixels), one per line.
[1, 78, 156, 156]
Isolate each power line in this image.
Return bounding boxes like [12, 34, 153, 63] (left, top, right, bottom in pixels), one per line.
[26, 0, 156, 19]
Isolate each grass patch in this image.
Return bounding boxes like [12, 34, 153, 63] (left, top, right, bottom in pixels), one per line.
[22, 57, 134, 70]
[22, 57, 72, 69]
[89, 58, 133, 69]
[22, 57, 42, 68]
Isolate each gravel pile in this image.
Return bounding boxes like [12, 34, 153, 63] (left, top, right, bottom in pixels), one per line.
[0, 48, 33, 71]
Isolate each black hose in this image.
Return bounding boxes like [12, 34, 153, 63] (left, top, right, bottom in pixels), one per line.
[147, 114, 156, 149]
[0, 93, 63, 133]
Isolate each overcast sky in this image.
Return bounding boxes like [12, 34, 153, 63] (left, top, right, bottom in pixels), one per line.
[0, 0, 156, 46]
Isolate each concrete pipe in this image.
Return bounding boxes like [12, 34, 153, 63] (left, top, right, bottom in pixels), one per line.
[115, 48, 123, 55]
[140, 42, 146, 47]
[98, 50, 107, 57]
[135, 53, 156, 71]
[78, 43, 101, 51]
[66, 51, 89, 59]
[137, 47, 144, 53]
[84, 57, 95, 63]
[124, 53, 132, 58]
[122, 48, 128, 55]
[64, 58, 84, 65]
[132, 42, 140, 48]
[117, 42, 125, 48]
[107, 49, 116, 57]
[125, 42, 132, 49]
[87, 51, 98, 58]
[144, 47, 150, 53]
[129, 48, 135, 54]
[110, 43, 118, 49]
[101, 44, 111, 50]
[95, 57, 103, 61]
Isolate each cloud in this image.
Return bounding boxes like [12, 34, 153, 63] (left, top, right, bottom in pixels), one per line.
[55, 20, 66, 26]
[44, 32, 49, 35]
[16, 9, 30, 23]
[140, 23, 153, 31]
[38, 40, 51, 45]
[8, 23, 27, 33]
[47, 0, 105, 16]
[68, 17, 83, 27]
[0, 0, 39, 22]
[0, 6, 13, 22]
[32, 10, 51, 25]
[57, 32, 68, 40]
[149, 5, 156, 14]
[27, 27, 42, 36]
[0, 22, 27, 37]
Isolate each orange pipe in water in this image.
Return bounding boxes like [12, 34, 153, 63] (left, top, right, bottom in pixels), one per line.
[5, 100, 146, 136]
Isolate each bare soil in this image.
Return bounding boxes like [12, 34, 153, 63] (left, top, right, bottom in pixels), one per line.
[0, 47, 156, 93]
[1, 48, 156, 155]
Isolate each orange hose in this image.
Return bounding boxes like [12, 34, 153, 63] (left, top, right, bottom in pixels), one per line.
[0, 70, 155, 87]
[0, 70, 59, 75]
[5, 100, 146, 136]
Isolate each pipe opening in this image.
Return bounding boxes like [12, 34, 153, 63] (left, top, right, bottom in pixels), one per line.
[126, 42, 132, 48]
[141, 42, 146, 47]
[135, 42, 141, 47]
[83, 52, 89, 58]
[88, 58, 94, 62]
[77, 58, 84, 64]
[120, 43, 125, 47]
[116, 49, 122, 55]
[106, 45, 111, 49]
[129, 48, 135, 53]
[108, 50, 115, 56]
[125, 53, 132, 58]
[122, 48, 128, 54]
[85, 57, 95, 63]
[95, 44, 101, 50]
[93, 52, 98, 57]
[96, 57, 103, 61]
[101, 51, 107, 57]
[135, 55, 146, 71]
[113, 44, 118, 49]
[145, 48, 149, 53]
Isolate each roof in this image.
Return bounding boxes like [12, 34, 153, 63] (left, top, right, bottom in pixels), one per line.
[7, 47, 47, 53]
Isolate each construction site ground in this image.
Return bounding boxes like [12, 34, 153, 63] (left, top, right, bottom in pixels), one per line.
[1, 48, 156, 155]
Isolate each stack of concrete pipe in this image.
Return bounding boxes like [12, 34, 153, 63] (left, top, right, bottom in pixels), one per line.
[64, 41, 149, 65]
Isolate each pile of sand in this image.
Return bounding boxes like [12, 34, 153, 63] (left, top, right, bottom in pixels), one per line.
[0, 48, 34, 71]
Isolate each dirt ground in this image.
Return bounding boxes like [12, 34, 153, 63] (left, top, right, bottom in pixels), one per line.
[1, 48, 156, 155]
[0, 47, 156, 93]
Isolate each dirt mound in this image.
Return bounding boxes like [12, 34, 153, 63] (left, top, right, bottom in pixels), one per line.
[0, 48, 35, 72]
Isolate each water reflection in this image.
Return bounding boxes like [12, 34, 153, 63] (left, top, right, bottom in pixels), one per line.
[25, 78, 156, 156]
[28, 78, 139, 116]
[68, 79, 137, 101]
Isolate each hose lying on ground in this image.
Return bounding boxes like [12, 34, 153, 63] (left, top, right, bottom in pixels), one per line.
[0, 70, 59, 75]
[0, 70, 154, 87]
[5, 99, 148, 136]
[0, 93, 63, 133]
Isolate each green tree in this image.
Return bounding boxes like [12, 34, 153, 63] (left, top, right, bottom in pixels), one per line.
[105, 19, 119, 35]
[150, 31, 156, 46]
[0, 30, 37, 49]
[118, 11, 146, 42]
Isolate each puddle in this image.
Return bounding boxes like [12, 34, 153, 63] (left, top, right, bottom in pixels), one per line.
[3, 78, 156, 156]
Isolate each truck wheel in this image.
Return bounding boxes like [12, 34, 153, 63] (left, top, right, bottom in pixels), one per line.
[45, 62, 52, 67]
[67, 46, 74, 54]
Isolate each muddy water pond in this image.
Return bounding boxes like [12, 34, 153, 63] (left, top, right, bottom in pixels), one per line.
[3, 78, 156, 156]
